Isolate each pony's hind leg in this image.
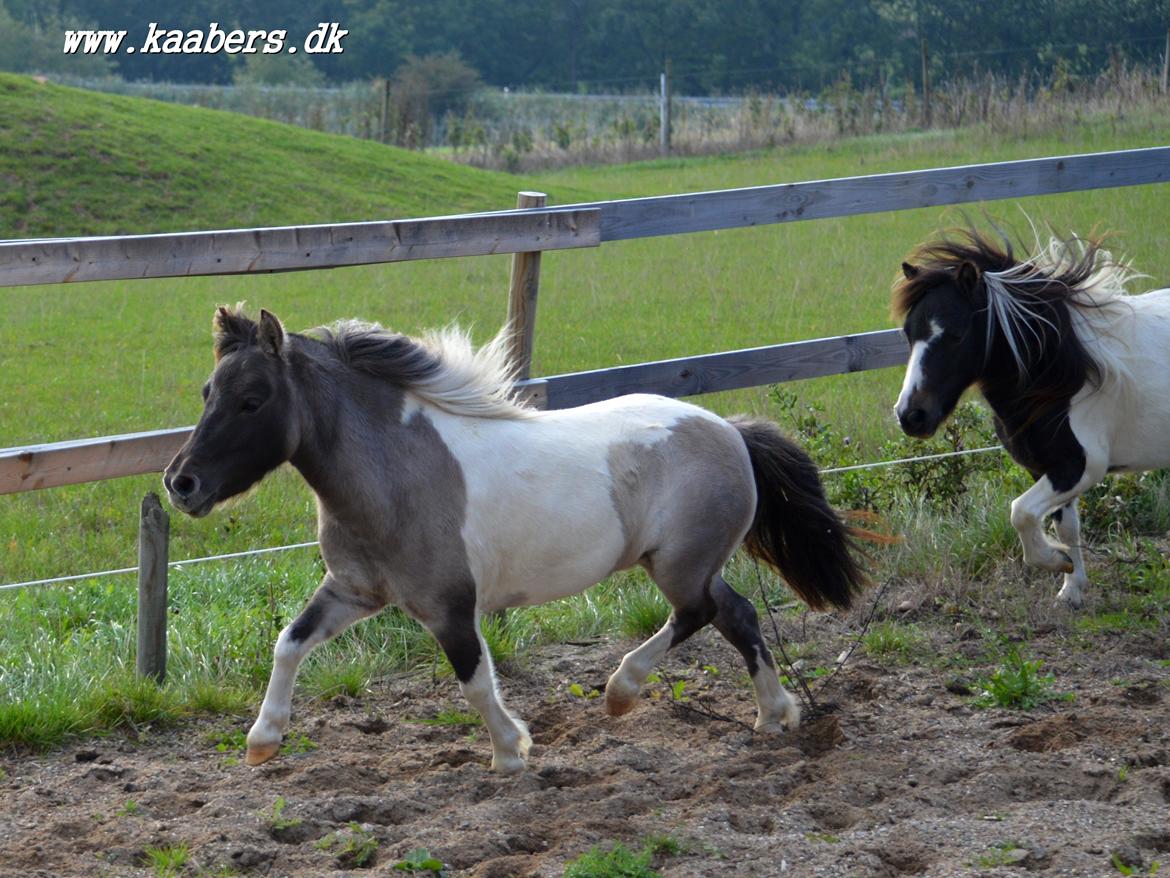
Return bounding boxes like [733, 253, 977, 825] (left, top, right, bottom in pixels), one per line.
[247, 576, 381, 765]
[430, 611, 531, 774]
[1052, 501, 1089, 609]
[605, 587, 716, 717]
[709, 575, 799, 732]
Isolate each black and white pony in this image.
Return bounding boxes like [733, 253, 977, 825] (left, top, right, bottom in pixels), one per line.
[892, 224, 1166, 608]
[164, 307, 866, 772]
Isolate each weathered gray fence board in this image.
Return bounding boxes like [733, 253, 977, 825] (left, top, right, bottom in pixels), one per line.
[0, 331, 907, 494]
[527, 329, 908, 409]
[0, 428, 190, 493]
[578, 147, 1170, 241]
[0, 208, 601, 287]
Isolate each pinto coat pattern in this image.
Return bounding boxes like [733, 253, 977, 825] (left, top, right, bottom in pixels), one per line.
[164, 307, 865, 771]
[892, 224, 1170, 608]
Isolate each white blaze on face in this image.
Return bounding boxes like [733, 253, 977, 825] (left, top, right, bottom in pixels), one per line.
[895, 320, 943, 417]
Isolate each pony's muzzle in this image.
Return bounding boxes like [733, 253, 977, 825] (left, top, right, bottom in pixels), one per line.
[896, 403, 938, 438]
[163, 465, 214, 516]
[166, 471, 200, 500]
[898, 406, 928, 434]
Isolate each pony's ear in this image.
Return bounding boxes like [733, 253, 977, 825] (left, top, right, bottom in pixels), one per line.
[257, 309, 286, 358]
[901, 262, 919, 280]
[213, 305, 256, 360]
[956, 260, 981, 296]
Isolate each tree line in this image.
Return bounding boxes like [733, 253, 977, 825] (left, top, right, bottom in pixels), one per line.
[3, 0, 1168, 92]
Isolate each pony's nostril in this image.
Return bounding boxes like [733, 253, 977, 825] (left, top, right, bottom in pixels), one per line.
[171, 473, 199, 499]
[900, 408, 928, 431]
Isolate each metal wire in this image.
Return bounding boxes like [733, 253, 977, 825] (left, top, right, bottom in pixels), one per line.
[1, 447, 1007, 591]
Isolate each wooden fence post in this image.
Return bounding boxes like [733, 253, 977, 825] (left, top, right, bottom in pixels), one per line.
[136, 492, 169, 683]
[505, 191, 547, 380]
[920, 39, 932, 127]
[660, 58, 672, 156]
[1162, 28, 1169, 96]
[380, 78, 391, 143]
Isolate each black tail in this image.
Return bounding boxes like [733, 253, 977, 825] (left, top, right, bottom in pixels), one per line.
[731, 416, 866, 611]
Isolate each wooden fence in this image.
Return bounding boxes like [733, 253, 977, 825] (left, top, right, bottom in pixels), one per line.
[3, 146, 1167, 497]
[3, 144, 1168, 677]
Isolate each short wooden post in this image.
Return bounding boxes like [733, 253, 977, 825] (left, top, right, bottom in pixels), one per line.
[136, 492, 169, 683]
[1162, 28, 1169, 95]
[380, 78, 391, 143]
[660, 59, 672, 155]
[505, 191, 547, 380]
[920, 39, 931, 127]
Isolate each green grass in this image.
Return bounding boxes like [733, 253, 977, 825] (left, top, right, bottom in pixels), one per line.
[563, 842, 660, 878]
[973, 647, 1065, 710]
[142, 843, 189, 878]
[862, 621, 926, 664]
[315, 823, 379, 868]
[4, 74, 1170, 749]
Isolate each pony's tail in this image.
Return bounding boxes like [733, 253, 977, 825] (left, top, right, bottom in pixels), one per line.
[730, 416, 867, 611]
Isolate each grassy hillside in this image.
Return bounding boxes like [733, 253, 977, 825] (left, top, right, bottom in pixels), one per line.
[0, 73, 570, 237]
[2, 77, 1169, 748]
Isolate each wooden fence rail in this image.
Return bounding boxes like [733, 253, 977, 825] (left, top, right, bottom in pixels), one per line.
[2, 145, 1168, 496]
[3, 147, 1166, 288]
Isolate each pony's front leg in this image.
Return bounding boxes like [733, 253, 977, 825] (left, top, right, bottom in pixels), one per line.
[1009, 469, 1100, 576]
[246, 576, 380, 766]
[1053, 501, 1089, 609]
[431, 612, 531, 774]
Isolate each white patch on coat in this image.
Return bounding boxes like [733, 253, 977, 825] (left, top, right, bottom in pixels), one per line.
[894, 320, 942, 416]
[419, 394, 734, 612]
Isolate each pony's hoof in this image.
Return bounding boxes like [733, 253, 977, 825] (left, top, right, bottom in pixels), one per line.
[754, 721, 791, 735]
[491, 753, 527, 775]
[604, 693, 638, 717]
[244, 741, 281, 766]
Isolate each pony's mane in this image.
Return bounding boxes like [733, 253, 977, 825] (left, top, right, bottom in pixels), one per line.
[311, 320, 536, 420]
[212, 306, 534, 420]
[892, 224, 1140, 391]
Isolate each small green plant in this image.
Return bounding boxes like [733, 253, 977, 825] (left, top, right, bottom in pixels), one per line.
[116, 799, 140, 817]
[207, 728, 247, 753]
[806, 832, 841, 843]
[641, 835, 683, 857]
[567, 682, 600, 699]
[1113, 853, 1136, 876]
[264, 796, 302, 831]
[670, 680, 688, 701]
[564, 842, 658, 878]
[1118, 764, 1130, 782]
[394, 848, 447, 874]
[414, 709, 482, 727]
[970, 841, 1024, 868]
[279, 733, 317, 756]
[974, 647, 1063, 709]
[862, 621, 925, 663]
[316, 823, 379, 868]
[143, 843, 189, 878]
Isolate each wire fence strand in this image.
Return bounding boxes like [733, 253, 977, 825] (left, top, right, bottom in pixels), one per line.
[2, 447, 1008, 592]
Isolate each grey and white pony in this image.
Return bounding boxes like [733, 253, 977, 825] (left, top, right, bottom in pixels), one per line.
[893, 224, 1169, 608]
[164, 307, 865, 772]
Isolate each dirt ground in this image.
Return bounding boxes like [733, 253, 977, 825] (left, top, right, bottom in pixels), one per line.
[1, 597, 1167, 878]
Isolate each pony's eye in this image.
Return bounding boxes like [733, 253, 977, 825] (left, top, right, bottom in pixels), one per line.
[240, 398, 264, 414]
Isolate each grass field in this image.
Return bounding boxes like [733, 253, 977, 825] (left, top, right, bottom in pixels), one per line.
[2, 74, 1169, 747]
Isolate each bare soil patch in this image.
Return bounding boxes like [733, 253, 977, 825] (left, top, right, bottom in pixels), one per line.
[1, 607, 1167, 877]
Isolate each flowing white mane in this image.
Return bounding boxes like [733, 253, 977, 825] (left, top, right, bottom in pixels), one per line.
[982, 234, 1142, 388]
[319, 320, 537, 420]
[414, 324, 537, 419]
